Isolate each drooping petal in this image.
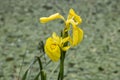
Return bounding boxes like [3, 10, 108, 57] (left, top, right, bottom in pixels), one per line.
[68, 19, 83, 46]
[44, 37, 61, 61]
[68, 9, 82, 25]
[72, 26, 83, 46]
[40, 13, 65, 23]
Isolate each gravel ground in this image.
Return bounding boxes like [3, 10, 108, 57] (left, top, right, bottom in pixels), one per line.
[0, 0, 120, 80]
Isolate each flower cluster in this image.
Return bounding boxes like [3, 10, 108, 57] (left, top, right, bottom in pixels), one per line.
[40, 9, 83, 61]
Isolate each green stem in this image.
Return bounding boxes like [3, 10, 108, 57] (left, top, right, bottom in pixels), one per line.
[58, 51, 66, 80]
[37, 56, 46, 80]
[58, 28, 68, 80]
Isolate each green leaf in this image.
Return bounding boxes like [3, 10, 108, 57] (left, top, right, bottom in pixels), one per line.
[36, 56, 43, 70]
[22, 58, 37, 80]
[22, 69, 29, 80]
[34, 72, 41, 80]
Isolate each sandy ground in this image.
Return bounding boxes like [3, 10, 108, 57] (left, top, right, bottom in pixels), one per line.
[0, 0, 120, 80]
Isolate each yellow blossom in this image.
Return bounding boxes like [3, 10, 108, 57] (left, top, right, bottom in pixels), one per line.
[44, 32, 70, 61]
[67, 8, 82, 25]
[65, 9, 82, 35]
[45, 37, 61, 61]
[40, 9, 84, 61]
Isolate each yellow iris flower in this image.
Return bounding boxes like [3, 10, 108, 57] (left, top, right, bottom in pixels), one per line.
[40, 8, 83, 61]
[66, 9, 83, 46]
[45, 32, 70, 61]
[67, 9, 82, 25]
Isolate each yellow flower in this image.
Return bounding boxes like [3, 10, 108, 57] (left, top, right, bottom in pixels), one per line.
[65, 9, 82, 35]
[45, 32, 70, 61]
[40, 9, 84, 61]
[67, 8, 82, 25]
[40, 13, 65, 23]
[45, 37, 61, 61]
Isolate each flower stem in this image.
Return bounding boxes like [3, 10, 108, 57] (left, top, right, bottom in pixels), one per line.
[37, 56, 46, 80]
[58, 28, 68, 80]
[58, 50, 66, 80]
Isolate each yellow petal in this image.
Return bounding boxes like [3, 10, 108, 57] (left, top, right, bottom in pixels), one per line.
[72, 27, 83, 46]
[62, 46, 70, 51]
[62, 36, 70, 43]
[52, 32, 62, 45]
[40, 13, 65, 23]
[45, 37, 61, 61]
[52, 32, 59, 40]
[68, 9, 82, 25]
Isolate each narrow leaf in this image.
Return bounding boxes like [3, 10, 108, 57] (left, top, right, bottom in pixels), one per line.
[22, 69, 29, 80]
[34, 72, 41, 80]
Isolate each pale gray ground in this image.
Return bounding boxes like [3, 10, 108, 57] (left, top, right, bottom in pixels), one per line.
[0, 0, 120, 80]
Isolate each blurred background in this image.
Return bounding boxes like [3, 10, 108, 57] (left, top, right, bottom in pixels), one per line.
[0, 0, 120, 80]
